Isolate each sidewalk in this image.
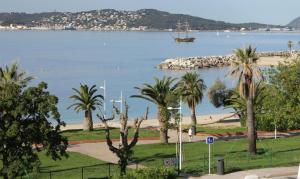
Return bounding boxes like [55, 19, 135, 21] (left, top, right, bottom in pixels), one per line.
[191, 166, 299, 179]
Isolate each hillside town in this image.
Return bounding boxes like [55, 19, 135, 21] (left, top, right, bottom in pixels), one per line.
[0, 9, 148, 31]
[0, 9, 296, 31]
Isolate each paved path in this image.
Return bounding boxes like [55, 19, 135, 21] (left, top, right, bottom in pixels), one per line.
[191, 166, 299, 179]
[68, 128, 300, 178]
[68, 129, 200, 164]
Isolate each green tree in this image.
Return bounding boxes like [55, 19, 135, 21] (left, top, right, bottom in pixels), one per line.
[0, 81, 68, 179]
[177, 72, 206, 132]
[226, 82, 266, 127]
[0, 62, 34, 87]
[207, 78, 230, 108]
[207, 80, 265, 127]
[257, 58, 300, 131]
[131, 76, 177, 144]
[229, 45, 263, 154]
[68, 84, 103, 131]
[288, 40, 293, 54]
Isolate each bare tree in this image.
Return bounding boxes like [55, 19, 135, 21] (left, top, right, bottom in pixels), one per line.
[97, 101, 149, 176]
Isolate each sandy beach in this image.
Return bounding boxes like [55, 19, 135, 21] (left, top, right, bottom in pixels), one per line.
[61, 112, 240, 131]
[257, 56, 287, 66]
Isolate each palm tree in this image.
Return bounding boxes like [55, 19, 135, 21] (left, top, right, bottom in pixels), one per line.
[0, 62, 34, 87]
[226, 82, 266, 127]
[229, 45, 263, 154]
[288, 41, 293, 55]
[177, 72, 206, 132]
[131, 76, 177, 144]
[68, 84, 103, 131]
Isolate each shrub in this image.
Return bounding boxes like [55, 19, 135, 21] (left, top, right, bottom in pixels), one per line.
[113, 167, 177, 179]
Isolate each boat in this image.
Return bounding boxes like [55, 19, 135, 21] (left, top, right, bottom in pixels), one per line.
[174, 21, 195, 43]
[63, 24, 76, 31]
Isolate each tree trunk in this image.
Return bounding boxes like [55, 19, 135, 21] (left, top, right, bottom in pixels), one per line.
[83, 110, 93, 131]
[246, 97, 256, 154]
[120, 157, 127, 176]
[158, 108, 168, 144]
[2, 152, 8, 179]
[191, 103, 197, 134]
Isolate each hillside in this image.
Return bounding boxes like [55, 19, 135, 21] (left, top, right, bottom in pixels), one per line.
[0, 9, 285, 31]
[288, 16, 300, 29]
[134, 9, 283, 30]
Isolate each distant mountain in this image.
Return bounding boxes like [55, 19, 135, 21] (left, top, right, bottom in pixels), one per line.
[288, 16, 300, 29]
[0, 9, 285, 31]
[134, 9, 283, 30]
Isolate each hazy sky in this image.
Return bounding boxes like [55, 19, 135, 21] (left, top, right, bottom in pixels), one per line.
[0, 0, 299, 25]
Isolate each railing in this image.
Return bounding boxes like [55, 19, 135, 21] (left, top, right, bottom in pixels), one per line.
[16, 162, 140, 179]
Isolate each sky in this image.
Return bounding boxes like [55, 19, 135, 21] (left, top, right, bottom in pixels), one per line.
[0, 0, 299, 25]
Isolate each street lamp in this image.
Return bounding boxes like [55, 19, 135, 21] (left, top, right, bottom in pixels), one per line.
[99, 80, 106, 118]
[168, 96, 182, 171]
[110, 91, 123, 144]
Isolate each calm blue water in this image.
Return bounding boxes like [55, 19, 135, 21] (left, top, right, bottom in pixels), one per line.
[0, 31, 299, 124]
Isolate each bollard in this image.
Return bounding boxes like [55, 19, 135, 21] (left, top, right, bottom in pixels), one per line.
[217, 157, 225, 175]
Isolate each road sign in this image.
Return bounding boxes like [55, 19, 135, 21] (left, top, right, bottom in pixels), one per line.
[206, 136, 214, 144]
[206, 136, 214, 175]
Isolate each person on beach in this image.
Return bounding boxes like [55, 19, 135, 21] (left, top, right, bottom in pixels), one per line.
[188, 127, 193, 142]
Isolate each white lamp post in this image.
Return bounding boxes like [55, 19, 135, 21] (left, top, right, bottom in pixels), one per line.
[99, 80, 106, 118]
[274, 121, 277, 139]
[110, 91, 123, 144]
[168, 96, 182, 171]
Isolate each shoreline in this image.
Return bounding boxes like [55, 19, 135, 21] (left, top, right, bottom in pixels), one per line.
[157, 51, 299, 70]
[1, 28, 300, 33]
[61, 112, 239, 131]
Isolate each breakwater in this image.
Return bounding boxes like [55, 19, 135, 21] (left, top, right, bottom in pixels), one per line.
[157, 51, 299, 70]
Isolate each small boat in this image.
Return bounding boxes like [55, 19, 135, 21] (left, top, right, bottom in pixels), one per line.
[174, 20, 195, 43]
[63, 24, 76, 30]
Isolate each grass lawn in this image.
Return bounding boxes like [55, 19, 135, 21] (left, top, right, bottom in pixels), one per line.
[61, 127, 160, 141]
[195, 126, 246, 134]
[11, 152, 119, 179]
[132, 136, 300, 174]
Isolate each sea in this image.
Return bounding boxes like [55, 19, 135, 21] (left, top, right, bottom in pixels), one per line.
[0, 30, 299, 124]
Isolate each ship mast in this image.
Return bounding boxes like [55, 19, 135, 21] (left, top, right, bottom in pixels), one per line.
[184, 21, 190, 38]
[176, 20, 182, 38]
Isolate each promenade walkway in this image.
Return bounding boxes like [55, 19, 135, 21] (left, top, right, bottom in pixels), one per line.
[193, 166, 298, 179]
[68, 129, 198, 164]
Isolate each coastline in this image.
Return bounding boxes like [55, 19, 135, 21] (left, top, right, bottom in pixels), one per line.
[157, 51, 299, 70]
[61, 112, 239, 131]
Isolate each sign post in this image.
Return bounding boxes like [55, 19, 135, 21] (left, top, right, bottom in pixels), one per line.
[206, 136, 214, 175]
[297, 163, 300, 179]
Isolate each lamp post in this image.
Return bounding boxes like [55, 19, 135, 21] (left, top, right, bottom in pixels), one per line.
[168, 96, 182, 171]
[274, 121, 277, 139]
[99, 80, 106, 118]
[110, 91, 123, 144]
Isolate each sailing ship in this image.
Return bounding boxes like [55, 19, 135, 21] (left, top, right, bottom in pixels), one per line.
[174, 21, 195, 43]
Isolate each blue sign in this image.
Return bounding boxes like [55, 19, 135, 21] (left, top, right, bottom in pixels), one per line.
[206, 136, 214, 144]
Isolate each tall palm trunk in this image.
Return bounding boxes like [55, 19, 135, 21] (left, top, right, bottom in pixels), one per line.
[158, 107, 168, 144]
[83, 110, 93, 131]
[246, 96, 256, 154]
[191, 102, 197, 133]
